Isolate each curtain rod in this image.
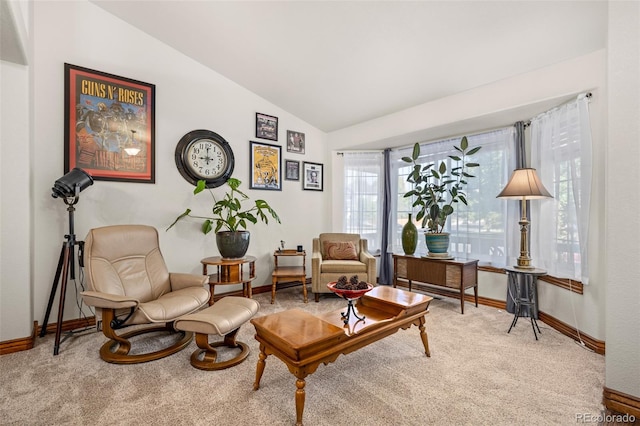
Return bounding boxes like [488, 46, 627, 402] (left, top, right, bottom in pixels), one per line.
[523, 92, 592, 128]
[336, 150, 384, 156]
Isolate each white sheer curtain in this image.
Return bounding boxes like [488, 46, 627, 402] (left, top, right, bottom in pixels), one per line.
[530, 94, 592, 283]
[390, 128, 516, 265]
[342, 151, 384, 253]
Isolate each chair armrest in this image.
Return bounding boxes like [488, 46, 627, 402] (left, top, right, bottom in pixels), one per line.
[312, 238, 323, 288]
[359, 240, 377, 284]
[312, 252, 323, 277]
[311, 238, 323, 266]
[81, 291, 139, 310]
[170, 273, 209, 291]
[360, 250, 375, 263]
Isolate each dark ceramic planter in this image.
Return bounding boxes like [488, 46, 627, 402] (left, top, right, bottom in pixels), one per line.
[216, 231, 250, 259]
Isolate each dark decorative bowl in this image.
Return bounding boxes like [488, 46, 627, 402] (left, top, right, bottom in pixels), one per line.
[327, 282, 374, 301]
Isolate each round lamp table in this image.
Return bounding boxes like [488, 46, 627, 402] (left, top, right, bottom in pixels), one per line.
[505, 266, 546, 340]
[201, 256, 256, 305]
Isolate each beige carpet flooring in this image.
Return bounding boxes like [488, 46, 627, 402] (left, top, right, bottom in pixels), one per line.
[1, 286, 605, 425]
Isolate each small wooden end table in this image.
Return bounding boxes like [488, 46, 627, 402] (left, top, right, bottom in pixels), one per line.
[271, 249, 307, 304]
[201, 256, 256, 306]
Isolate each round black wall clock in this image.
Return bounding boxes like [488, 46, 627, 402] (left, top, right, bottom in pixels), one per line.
[175, 129, 235, 188]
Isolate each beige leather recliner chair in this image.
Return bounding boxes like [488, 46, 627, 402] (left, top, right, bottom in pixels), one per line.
[311, 233, 376, 302]
[81, 224, 210, 364]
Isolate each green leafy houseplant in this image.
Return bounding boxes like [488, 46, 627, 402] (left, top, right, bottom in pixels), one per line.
[168, 178, 281, 234]
[402, 136, 481, 234]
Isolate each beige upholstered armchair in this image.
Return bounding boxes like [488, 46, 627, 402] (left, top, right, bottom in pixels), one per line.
[311, 233, 376, 302]
[81, 225, 210, 364]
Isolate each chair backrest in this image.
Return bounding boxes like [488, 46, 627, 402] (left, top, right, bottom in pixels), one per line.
[84, 225, 171, 303]
[318, 233, 362, 258]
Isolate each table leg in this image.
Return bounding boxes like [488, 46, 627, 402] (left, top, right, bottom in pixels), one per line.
[247, 282, 252, 298]
[460, 286, 465, 314]
[527, 276, 541, 340]
[474, 285, 478, 307]
[253, 344, 267, 391]
[301, 277, 308, 303]
[295, 377, 306, 426]
[208, 284, 215, 306]
[418, 316, 430, 357]
[507, 274, 521, 333]
[271, 277, 277, 304]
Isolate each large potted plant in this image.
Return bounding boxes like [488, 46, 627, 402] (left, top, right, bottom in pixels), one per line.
[167, 178, 281, 259]
[402, 136, 481, 258]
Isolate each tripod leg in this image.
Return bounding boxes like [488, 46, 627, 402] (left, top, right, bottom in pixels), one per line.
[53, 244, 72, 355]
[40, 244, 66, 338]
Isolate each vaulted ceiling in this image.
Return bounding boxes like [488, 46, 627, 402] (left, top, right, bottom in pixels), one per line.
[90, 1, 606, 133]
[4, 1, 608, 133]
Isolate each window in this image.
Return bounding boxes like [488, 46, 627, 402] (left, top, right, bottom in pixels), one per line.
[342, 151, 384, 253]
[530, 94, 592, 283]
[339, 95, 591, 284]
[390, 128, 515, 264]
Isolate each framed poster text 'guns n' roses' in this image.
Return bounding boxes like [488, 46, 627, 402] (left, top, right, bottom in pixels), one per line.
[64, 63, 156, 183]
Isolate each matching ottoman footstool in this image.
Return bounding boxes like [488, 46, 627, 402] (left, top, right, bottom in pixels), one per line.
[175, 296, 260, 370]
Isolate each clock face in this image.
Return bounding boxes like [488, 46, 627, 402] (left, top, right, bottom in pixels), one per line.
[175, 130, 235, 188]
[186, 139, 228, 179]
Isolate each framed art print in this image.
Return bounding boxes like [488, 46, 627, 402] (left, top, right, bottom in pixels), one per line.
[302, 161, 323, 191]
[285, 159, 300, 181]
[64, 63, 155, 183]
[250, 141, 282, 190]
[255, 112, 278, 141]
[286, 130, 305, 154]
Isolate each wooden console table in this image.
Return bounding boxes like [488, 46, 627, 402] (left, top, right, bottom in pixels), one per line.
[392, 254, 478, 314]
[201, 256, 256, 305]
[251, 286, 432, 426]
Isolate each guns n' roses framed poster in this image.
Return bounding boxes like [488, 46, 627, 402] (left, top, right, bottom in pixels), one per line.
[64, 63, 156, 183]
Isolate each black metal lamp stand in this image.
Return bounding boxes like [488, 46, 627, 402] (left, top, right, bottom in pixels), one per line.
[40, 194, 82, 355]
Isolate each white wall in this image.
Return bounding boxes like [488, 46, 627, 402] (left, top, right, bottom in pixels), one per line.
[0, 60, 32, 341]
[605, 0, 640, 399]
[328, 50, 608, 341]
[0, 0, 330, 340]
[1, 0, 637, 408]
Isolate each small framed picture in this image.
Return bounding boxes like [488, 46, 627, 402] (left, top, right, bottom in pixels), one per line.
[286, 130, 305, 154]
[285, 159, 300, 181]
[302, 161, 323, 191]
[256, 112, 278, 141]
[250, 140, 282, 190]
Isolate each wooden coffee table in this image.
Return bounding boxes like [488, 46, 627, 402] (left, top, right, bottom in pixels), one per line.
[251, 286, 432, 426]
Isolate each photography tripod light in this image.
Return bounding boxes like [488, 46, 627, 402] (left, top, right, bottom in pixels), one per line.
[40, 168, 93, 355]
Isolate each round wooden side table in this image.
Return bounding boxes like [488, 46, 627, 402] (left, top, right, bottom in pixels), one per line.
[201, 256, 256, 305]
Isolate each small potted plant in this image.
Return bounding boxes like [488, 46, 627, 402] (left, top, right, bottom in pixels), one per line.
[402, 136, 481, 258]
[167, 178, 281, 258]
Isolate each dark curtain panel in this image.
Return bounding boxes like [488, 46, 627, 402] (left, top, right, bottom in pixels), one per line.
[378, 148, 393, 285]
[506, 121, 535, 317]
[514, 121, 526, 168]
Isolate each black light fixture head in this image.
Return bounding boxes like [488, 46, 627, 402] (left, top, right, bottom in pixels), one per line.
[51, 168, 94, 199]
